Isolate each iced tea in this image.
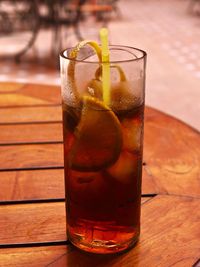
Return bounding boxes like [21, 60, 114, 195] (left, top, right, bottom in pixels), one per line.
[62, 97, 144, 253]
[60, 44, 146, 254]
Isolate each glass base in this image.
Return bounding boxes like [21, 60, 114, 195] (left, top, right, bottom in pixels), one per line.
[68, 229, 139, 254]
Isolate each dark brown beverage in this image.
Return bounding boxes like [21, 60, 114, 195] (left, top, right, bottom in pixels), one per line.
[60, 43, 146, 253]
[62, 96, 144, 254]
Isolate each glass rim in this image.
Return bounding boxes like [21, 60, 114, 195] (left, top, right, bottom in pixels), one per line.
[60, 44, 147, 64]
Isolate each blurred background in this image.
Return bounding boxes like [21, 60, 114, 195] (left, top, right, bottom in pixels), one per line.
[0, 0, 199, 130]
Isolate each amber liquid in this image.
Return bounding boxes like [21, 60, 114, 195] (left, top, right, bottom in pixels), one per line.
[62, 102, 144, 254]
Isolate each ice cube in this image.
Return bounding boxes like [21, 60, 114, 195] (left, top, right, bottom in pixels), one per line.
[122, 118, 142, 152]
[106, 151, 138, 184]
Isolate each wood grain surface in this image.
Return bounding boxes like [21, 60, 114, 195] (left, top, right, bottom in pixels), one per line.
[0, 169, 64, 201]
[0, 144, 63, 170]
[0, 123, 62, 144]
[0, 202, 66, 244]
[0, 196, 199, 267]
[0, 83, 61, 106]
[0, 82, 199, 267]
[0, 246, 67, 267]
[0, 82, 25, 92]
[144, 107, 200, 197]
[0, 106, 62, 124]
[0, 198, 148, 246]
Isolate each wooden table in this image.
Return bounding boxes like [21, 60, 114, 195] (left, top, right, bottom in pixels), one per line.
[0, 82, 199, 267]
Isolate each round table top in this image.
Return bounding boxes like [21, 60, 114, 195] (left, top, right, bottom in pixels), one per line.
[0, 82, 199, 267]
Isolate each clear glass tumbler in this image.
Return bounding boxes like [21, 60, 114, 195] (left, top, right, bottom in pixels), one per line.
[60, 45, 147, 254]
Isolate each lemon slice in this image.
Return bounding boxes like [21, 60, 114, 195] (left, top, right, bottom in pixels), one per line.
[69, 96, 122, 171]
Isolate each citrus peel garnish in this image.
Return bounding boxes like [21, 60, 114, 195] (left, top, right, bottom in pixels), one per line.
[67, 39, 128, 105]
[67, 40, 102, 101]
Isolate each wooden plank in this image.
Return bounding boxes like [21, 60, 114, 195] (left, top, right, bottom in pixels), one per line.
[0, 198, 148, 245]
[143, 107, 200, 197]
[0, 83, 61, 106]
[0, 169, 65, 201]
[42, 247, 200, 267]
[0, 123, 62, 144]
[1, 245, 198, 267]
[0, 82, 25, 92]
[127, 195, 200, 267]
[0, 196, 199, 267]
[0, 169, 152, 201]
[18, 84, 61, 105]
[0, 246, 68, 267]
[0, 144, 63, 170]
[0, 202, 66, 244]
[0, 246, 67, 267]
[0, 106, 62, 124]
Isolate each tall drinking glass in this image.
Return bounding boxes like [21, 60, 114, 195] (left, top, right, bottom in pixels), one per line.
[60, 45, 147, 254]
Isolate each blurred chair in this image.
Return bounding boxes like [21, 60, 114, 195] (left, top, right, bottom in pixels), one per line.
[0, 0, 120, 61]
[0, 0, 86, 61]
[0, 0, 40, 60]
